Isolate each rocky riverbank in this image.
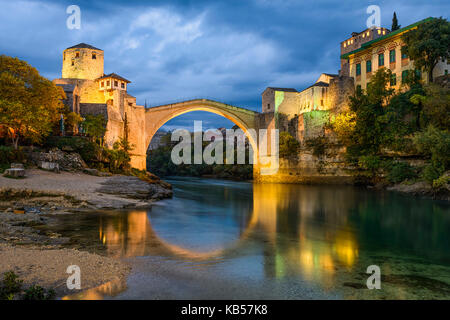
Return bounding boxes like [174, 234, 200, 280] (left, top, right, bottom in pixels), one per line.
[0, 168, 172, 298]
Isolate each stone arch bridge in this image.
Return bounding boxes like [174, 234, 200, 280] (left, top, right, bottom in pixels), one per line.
[126, 99, 268, 172]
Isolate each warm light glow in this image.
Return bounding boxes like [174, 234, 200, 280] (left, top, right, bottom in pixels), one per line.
[333, 231, 358, 268]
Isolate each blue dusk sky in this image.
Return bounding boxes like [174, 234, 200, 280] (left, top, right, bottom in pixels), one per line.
[0, 0, 448, 131]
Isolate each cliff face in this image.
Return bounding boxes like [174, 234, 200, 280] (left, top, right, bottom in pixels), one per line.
[255, 144, 357, 184]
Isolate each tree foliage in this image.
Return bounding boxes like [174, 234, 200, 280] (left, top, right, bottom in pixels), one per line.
[391, 12, 400, 31]
[0, 55, 65, 149]
[81, 114, 106, 145]
[279, 131, 300, 158]
[401, 17, 450, 82]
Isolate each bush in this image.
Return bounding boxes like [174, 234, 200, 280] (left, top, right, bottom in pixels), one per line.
[22, 285, 55, 300]
[387, 162, 417, 183]
[0, 271, 23, 300]
[432, 173, 450, 189]
[358, 155, 382, 175]
[279, 132, 300, 158]
[0, 145, 25, 166]
[305, 136, 327, 158]
[413, 125, 450, 176]
[422, 164, 442, 183]
[0, 271, 55, 300]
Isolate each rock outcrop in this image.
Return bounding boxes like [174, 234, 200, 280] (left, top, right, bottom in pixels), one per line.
[96, 175, 173, 200]
[31, 148, 86, 172]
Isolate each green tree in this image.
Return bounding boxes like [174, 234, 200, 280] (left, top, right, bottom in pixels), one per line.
[391, 12, 401, 31]
[64, 109, 83, 134]
[346, 69, 393, 161]
[0, 55, 65, 149]
[413, 125, 450, 181]
[82, 114, 106, 145]
[402, 17, 450, 83]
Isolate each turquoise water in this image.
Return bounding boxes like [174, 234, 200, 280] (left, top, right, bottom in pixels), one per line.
[50, 177, 450, 299]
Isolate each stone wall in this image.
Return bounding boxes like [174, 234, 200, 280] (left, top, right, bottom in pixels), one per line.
[328, 75, 354, 114]
[80, 103, 108, 120]
[255, 145, 356, 184]
[62, 47, 104, 81]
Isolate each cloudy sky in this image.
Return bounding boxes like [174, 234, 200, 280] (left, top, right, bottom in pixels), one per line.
[0, 0, 448, 130]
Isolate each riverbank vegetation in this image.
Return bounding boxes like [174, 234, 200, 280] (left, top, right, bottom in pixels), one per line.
[0, 271, 55, 300]
[331, 69, 449, 187]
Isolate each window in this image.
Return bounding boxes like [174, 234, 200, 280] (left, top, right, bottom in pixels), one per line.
[121, 82, 125, 89]
[71, 61, 74, 66]
[75, 52, 80, 58]
[356, 63, 361, 76]
[114, 80, 118, 87]
[389, 49, 396, 63]
[101, 81, 104, 88]
[415, 69, 422, 79]
[390, 73, 397, 86]
[320, 99, 324, 106]
[107, 80, 110, 86]
[402, 70, 409, 83]
[378, 53, 384, 67]
[267, 103, 270, 110]
[445, 70, 448, 75]
[92, 53, 96, 59]
[401, 51, 408, 60]
[366, 60, 372, 73]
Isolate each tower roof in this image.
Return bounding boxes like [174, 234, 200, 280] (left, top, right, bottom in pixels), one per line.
[66, 43, 102, 51]
[97, 73, 131, 83]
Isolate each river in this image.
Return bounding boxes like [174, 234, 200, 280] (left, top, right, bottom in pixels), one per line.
[46, 177, 450, 299]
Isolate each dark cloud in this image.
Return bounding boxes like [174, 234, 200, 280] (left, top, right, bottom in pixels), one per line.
[0, 0, 448, 129]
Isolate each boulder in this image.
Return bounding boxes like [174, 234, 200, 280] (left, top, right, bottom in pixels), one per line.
[31, 148, 86, 171]
[3, 168, 25, 178]
[97, 175, 172, 200]
[38, 161, 60, 173]
[11, 163, 24, 169]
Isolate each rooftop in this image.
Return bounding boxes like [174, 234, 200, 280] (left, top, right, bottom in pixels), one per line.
[97, 73, 131, 83]
[266, 87, 298, 92]
[66, 43, 102, 51]
[341, 17, 434, 59]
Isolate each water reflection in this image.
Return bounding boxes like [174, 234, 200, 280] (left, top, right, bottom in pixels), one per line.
[52, 178, 450, 299]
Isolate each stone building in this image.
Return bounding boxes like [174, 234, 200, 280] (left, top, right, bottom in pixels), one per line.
[261, 73, 354, 143]
[341, 17, 449, 91]
[53, 43, 147, 169]
[262, 17, 448, 143]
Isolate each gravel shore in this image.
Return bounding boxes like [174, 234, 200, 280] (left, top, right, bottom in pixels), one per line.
[0, 243, 130, 297]
[0, 169, 172, 299]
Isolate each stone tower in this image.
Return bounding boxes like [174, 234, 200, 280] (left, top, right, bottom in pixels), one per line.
[62, 43, 104, 80]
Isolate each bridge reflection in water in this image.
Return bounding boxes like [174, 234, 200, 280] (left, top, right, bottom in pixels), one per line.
[91, 183, 359, 292]
[60, 179, 450, 300]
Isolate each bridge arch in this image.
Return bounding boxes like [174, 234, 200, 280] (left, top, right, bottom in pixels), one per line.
[129, 99, 260, 170]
